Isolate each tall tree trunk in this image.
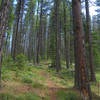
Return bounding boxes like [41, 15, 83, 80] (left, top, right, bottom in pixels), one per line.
[0, 0, 11, 89]
[33, 31, 36, 64]
[36, 0, 40, 64]
[28, 17, 34, 61]
[5, 32, 10, 56]
[12, 0, 22, 60]
[18, 0, 25, 54]
[39, 0, 43, 61]
[47, 28, 50, 60]
[72, 0, 92, 99]
[54, 0, 61, 72]
[42, 17, 47, 60]
[85, 0, 96, 82]
[63, 0, 70, 69]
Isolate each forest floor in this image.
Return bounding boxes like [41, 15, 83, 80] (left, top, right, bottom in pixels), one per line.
[0, 61, 100, 100]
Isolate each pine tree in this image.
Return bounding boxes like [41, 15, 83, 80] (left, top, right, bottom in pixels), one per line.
[85, 0, 96, 81]
[72, 0, 92, 99]
[0, 0, 11, 89]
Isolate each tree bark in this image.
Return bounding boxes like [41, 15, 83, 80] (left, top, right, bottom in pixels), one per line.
[18, 0, 25, 54]
[54, 0, 61, 72]
[72, 0, 92, 99]
[12, 0, 22, 60]
[0, 0, 11, 89]
[36, 0, 40, 64]
[28, 15, 34, 61]
[63, 0, 70, 69]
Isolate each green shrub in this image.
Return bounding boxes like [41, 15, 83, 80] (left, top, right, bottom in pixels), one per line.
[0, 93, 16, 100]
[2, 68, 13, 80]
[0, 93, 41, 100]
[22, 76, 33, 84]
[23, 66, 33, 72]
[24, 93, 41, 100]
[2, 73, 12, 80]
[15, 69, 21, 78]
[16, 54, 27, 70]
[65, 91, 79, 100]
[32, 81, 44, 88]
[56, 90, 81, 100]
[2, 56, 15, 70]
[92, 32, 100, 71]
[15, 96, 25, 100]
[56, 90, 67, 100]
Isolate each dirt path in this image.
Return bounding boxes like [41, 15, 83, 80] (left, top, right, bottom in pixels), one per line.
[47, 76, 57, 100]
[40, 70, 67, 100]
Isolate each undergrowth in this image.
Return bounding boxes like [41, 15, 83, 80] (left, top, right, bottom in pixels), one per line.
[1, 58, 100, 100]
[56, 90, 82, 100]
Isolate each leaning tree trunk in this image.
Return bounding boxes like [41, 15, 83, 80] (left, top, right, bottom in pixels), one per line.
[85, 0, 96, 82]
[72, 0, 92, 99]
[0, 0, 11, 89]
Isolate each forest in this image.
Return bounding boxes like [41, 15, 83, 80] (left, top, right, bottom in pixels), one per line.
[0, 0, 100, 100]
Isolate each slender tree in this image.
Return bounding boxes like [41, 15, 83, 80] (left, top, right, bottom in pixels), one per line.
[54, 0, 61, 72]
[12, 0, 22, 60]
[18, 0, 25, 54]
[36, 0, 40, 64]
[63, 0, 70, 69]
[85, 0, 96, 82]
[28, 0, 35, 61]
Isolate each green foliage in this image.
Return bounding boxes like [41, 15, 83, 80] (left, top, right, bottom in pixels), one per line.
[96, 73, 100, 81]
[23, 93, 41, 100]
[32, 81, 45, 89]
[2, 54, 27, 70]
[56, 90, 82, 100]
[2, 67, 15, 80]
[21, 72, 45, 88]
[92, 32, 100, 71]
[0, 0, 1, 6]
[93, 47, 100, 71]
[65, 91, 80, 100]
[2, 72, 12, 80]
[15, 54, 27, 70]
[0, 93, 15, 100]
[22, 77, 33, 84]
[0, 93, 41, 100]
[2, 56, 15, 70]
[20, 72, 33, 82]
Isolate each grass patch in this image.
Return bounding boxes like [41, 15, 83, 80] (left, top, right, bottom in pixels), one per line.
[0, 92, 15, 100]
[22, 76, 33, 84]
[23, 93, 41, 100]
[56, 90, 82, 100]
[32, 81, 47, 89]
[96, 73, 100, 81]
[0, 92, 41, 100]
[2, 69, 14, 81]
